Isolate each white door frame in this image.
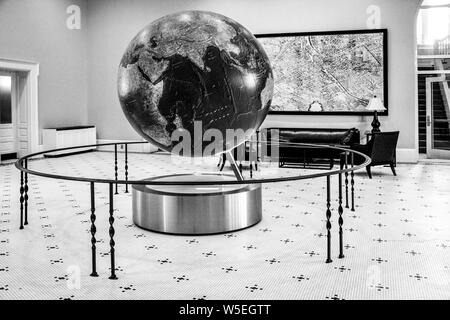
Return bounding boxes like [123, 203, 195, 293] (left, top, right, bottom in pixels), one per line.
[0, 57, 39, 155]
[0, 71, 18, 156]
[425, 76, 450, 158]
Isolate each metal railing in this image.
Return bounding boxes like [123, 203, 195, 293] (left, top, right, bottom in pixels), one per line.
[15, 141, 370, 279]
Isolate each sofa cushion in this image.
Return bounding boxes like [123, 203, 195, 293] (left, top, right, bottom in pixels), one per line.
[339, 128, 358, 145]
[281, 130, 346, 144]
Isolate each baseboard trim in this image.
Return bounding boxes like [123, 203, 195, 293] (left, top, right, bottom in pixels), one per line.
[96, 139, 158, 153]
[397, 148, 419, 163]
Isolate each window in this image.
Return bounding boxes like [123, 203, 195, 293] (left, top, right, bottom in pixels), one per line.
[417, 0, 450, 48]
[0, 75, 12, 124]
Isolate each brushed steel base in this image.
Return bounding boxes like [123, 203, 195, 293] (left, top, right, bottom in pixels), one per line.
[132, 174, 262, 235]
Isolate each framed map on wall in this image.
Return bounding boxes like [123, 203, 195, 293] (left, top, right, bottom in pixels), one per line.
[256, 29, 388, 115]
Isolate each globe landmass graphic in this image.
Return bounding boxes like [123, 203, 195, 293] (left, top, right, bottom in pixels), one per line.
[118, 11, 274, 156]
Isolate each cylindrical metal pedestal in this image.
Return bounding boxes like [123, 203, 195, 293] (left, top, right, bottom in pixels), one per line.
[132, 174, 262, 235]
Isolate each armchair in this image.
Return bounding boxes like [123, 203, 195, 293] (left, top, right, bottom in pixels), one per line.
[351, 131, 399, 178]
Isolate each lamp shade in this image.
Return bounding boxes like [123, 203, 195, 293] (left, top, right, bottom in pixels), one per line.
[366, 95, 386, 111]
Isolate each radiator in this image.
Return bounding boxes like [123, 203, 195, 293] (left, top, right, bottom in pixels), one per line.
[42, 126, 96, 157]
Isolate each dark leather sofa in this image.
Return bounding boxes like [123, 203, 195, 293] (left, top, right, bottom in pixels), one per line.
[265, 128, 360, 168]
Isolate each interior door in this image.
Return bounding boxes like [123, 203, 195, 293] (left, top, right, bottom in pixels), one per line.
[426, 78, 450, 159]
[16, 72, 29, 158]
[0, 71, 17, 161]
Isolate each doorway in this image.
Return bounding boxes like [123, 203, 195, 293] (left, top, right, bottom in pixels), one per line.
[0, 71, 18, 161]
[0, 58, 39, 164]
[426, 77, 450, 157]
[417, 0, 450, 159]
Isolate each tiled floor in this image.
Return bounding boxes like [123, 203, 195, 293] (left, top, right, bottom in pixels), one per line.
[0, 151, 449, 300]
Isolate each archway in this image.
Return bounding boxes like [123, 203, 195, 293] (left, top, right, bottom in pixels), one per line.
[417, 0, 450, 159]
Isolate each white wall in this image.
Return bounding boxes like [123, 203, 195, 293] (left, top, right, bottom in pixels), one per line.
[86, 0, 421, 158]
[0, 0, 88, 139]
[1, 0, 421, 159]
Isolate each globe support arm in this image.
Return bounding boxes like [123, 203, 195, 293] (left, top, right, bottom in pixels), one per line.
[226, 151, 244, 181]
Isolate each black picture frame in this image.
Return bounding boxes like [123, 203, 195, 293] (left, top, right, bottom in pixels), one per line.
[255, 29, 388, 115]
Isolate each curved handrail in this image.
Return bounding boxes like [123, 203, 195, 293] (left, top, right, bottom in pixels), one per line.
[15, 141, 371, 186]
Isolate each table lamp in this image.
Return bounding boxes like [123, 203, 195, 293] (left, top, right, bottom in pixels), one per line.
[366, 95, 386, 133]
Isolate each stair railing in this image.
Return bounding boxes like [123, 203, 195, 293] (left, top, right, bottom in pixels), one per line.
[434, 36, 450, 55]
[433, 58, 450, 130]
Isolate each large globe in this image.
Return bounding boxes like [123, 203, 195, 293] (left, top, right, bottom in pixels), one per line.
[118, 11, 273, 156]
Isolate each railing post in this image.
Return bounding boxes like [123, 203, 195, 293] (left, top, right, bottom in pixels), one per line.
[351, 152, 355, 212]
[114, 144, 119, 195]
[325, 175, 332, 264]
[108, 183, 118, 280]
[124, 144, 129, 193]
[345, 151, 349, 209]
[338, 154, 344, 259]
[90, 182, 98, 277]
[24, 159, 28, 226]
[19, 162, 24, 230]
